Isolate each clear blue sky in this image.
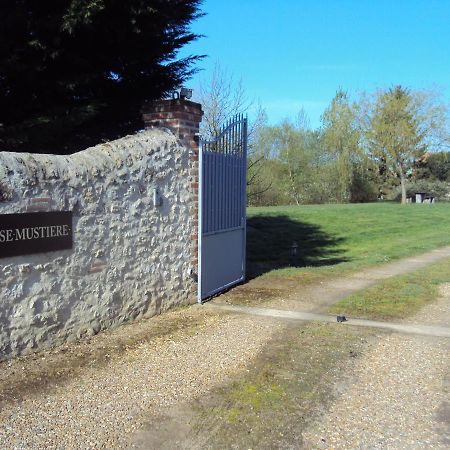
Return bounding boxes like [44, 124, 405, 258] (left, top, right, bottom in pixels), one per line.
[180, 0, 450, 128]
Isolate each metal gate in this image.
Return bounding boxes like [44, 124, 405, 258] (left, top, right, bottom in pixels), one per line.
[198, 115, 248, 301]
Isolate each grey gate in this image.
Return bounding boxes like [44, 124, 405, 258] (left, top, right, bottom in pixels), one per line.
[198, 115, 248, 301]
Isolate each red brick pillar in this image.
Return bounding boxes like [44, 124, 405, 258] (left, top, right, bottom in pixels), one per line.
[142, 99, 203, 297]
[142, 99, 203, 149]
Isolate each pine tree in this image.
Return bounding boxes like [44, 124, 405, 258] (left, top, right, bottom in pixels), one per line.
[0, 0, 204, 153]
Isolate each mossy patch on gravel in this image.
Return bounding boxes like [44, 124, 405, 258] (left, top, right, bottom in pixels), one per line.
[187, 321, 376, 449]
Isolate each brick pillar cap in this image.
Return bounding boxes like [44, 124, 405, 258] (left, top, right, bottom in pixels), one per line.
[142, 98, 203, 115]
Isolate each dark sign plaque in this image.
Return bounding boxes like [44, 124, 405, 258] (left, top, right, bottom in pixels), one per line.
[0, 211, 73, 258]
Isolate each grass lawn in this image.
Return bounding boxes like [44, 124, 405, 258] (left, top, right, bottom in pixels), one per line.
[329, 257, 450, 320]
[247, 202, 450, 280]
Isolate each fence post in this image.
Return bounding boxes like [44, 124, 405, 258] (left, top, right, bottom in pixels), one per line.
[142, 99, 203, 300]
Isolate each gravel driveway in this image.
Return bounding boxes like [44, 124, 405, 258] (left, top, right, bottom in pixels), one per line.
[0, 309, 284, 449]
[1, 253, 449, 449]
[302, 285, 450, 449]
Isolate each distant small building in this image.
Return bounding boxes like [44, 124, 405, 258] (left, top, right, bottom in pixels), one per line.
[415, 192, 426, 203]
[415, 192, 435, 204]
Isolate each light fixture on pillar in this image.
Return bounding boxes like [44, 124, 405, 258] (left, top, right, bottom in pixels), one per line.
[180, 87, 193, 100]
[172, 87, 193, 100]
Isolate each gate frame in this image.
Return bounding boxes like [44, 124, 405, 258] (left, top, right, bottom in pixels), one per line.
[197, 145, 204, 303]
[197, 116, 248, 303]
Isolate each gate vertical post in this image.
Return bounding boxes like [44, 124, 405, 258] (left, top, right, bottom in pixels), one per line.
[142, 99, 203, 302]
[198, 145, 204, 302]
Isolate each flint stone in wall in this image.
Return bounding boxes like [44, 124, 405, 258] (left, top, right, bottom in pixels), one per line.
[0, 129, 195, 360]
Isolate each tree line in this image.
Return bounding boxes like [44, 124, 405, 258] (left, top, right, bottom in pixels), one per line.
[247, 86, 450, 206]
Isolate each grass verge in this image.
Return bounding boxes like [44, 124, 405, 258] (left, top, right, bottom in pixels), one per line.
[329, 257, 450, 320]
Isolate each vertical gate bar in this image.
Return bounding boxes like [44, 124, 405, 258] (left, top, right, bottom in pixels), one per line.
[240, 118, 243, 220]
[235, 122, 239, 226]
[209, 151, 212, 233]
[226, 152, 230, 230]
[229, 122, 234, 226]
[216, 151, 220, 233]
[226, 127, 230, 223]
[206, 152, 210, 233]
[236, 119, 241, 226]
[204, 151, 209, 232]
[227, 119, 230, 153]
[213, 152, 216, 231]
[230, 147, 234, 228]
[237, 116, 239, 153]
[227, 124, 235, 228]
[219, 139, 223, 231]
[236, 133, 240, 226]
[213, 151, 217, 231]
[221, 142, 226, 230]
[224, 122, 227, 155]
[203, 151, 206, 233]
[210, 151, 214, 232]
[225, 152, 228, 228]
[210, 152, 214, 232]
[224, 131, 227, 230]
[232, 118, 235, 151]
[224, 130, 228, 226]
[220, 137, 224, 230]
[214, 147, 220, 231]
[228, 123, 232, 229]
[210, 152, 213, 232]
[233, 149, 238, 227]
[239, 116, 244, 226]
[209, 151, 213, 233]
[202, 150, 206, 233]
[227, 122, 231, 226]
[216, 141, 220, 232]
[237, 117, 240, 151]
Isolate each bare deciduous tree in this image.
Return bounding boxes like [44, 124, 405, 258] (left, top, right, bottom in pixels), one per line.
[195, 63, 270, 199]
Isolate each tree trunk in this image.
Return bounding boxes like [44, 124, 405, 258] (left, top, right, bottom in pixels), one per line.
[287, 166, 300, 205]
[399, 170, 407, 204]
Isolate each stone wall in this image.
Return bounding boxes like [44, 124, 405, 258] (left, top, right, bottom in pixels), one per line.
[0, 127, 197, 360]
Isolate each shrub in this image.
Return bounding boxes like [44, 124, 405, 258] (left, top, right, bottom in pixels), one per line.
[390, 179, 450, 201]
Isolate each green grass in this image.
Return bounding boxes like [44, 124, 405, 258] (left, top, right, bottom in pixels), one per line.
[247, 202, 450, 280]
[329, 257, 450, 320]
